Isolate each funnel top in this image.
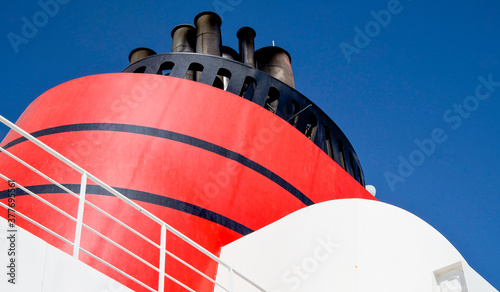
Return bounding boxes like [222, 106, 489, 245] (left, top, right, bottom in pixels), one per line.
[255, 46, 292, 64]
[128, 47, 156, 62]
[193, 11, 222, 26]
[171, 24, 196, 38]
[237, 27, 256, 39]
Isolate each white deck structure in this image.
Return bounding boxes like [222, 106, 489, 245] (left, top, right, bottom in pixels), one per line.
[216, 199, 497, 292]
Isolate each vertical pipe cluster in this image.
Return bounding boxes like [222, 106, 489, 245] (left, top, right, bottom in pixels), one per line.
[128, 11, 295, 89]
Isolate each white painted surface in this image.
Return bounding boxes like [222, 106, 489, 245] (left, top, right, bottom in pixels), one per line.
[0, 218, 133, 292]
[216, 199, 497, 292]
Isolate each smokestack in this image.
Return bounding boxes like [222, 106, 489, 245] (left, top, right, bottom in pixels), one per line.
[128, 47, 156, 65]
[193, 11, 222, 56]
[255, 46, 295, 88]
[171, 24, 196, 52]
[237, 27, 256, 68]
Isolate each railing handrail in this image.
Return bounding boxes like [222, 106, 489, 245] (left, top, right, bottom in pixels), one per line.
[0, 114, 266, 292]
[0, 175, 160, 292]
[0, 143, 162, 248]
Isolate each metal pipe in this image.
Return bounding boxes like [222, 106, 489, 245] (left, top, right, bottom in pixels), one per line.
[221, 46, 239, 61]
[193, 11, 222, 56]
[220, 46, 239, 90]
[237, 27, 256, 68]
[171, 24, 196, 52]
[171, 24, 196, 80]
[128, 47, 156, 65]
[255, 46, 295, 88]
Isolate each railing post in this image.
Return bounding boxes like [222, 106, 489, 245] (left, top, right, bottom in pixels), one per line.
[73, 172, 87, 259]
[158, 224, 167, 292]
[228, 267, 234, 292]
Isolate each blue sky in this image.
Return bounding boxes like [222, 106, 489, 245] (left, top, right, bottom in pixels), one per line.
[1, 0, 499, 287]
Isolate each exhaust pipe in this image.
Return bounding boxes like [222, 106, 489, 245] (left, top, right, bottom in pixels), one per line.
[193, 11, 222, 56]
[237, 27, 256, 68]
[171, 24, 196, 80]
[220, 46, 240, 90]
[171, 24, 196, 52]
[128, 47, 156, 65]
[255, 46, 295, 88]
[222, 46, 239, 61]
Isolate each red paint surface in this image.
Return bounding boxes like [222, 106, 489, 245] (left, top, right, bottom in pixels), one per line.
[0, 73, 375, 291]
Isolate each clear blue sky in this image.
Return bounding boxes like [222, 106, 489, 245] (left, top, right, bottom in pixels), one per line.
[1, 0, 499, 287]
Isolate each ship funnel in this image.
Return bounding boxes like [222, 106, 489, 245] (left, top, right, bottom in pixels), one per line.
[171, 24, 196, 52]
[194, 11, 222, 56]
[128, 47, 156, 64]
[255, 46, 295, 88]
[237, 27, 256, 68]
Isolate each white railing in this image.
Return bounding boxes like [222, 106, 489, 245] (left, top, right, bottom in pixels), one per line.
[0, 114, 266, 292]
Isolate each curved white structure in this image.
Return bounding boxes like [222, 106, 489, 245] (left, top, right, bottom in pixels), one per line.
[0, 218, 132, 292]
[216, 199, 497, 292]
